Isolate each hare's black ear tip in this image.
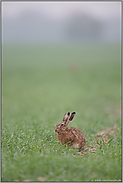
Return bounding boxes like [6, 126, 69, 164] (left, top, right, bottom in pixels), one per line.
[73, 112, 76, 115]
[68, 112, 70, 115]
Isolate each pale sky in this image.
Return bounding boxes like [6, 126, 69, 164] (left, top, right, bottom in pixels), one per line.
[2, 1, 121, 21]
[2, 1, 121, 43]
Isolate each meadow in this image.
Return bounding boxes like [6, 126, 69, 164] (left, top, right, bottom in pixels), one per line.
[1, 42, 121, 181]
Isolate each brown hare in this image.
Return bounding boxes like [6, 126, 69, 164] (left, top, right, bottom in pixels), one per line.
[55, 112, 86, 151]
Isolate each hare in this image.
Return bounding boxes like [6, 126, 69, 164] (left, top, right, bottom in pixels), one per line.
[55, 112, 86, 151]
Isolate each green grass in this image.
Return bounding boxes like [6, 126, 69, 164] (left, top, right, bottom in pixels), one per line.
[1, 43, 121, 181]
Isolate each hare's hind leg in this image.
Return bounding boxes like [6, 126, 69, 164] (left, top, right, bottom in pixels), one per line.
[79, 142, 86, 151]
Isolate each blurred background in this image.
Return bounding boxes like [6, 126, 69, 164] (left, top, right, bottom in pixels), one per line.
[2, 2, 121, 44]
[1, 2, 121, 128]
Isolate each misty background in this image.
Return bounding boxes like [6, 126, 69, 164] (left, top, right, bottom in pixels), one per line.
[2, 2, 121, 44]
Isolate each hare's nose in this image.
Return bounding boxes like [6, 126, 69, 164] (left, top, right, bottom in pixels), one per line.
[55, 129, 57, 133]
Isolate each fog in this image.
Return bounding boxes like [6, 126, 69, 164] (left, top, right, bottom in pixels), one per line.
[2, 2, 121, 44]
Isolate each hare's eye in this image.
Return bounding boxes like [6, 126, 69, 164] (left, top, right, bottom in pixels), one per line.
[61, 124, 63, 126]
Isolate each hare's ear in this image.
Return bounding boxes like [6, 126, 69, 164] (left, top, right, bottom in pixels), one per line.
[63, 112, 70, 122]
[69, 112, 76, 121]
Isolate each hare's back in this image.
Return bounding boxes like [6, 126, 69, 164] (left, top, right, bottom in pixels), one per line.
[67, 127, 85, 140]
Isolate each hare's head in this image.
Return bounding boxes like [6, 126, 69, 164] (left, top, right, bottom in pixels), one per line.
[55, 112, 76, 133]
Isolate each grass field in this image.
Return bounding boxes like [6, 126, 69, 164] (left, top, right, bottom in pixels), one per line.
[1, 43, 121, 182]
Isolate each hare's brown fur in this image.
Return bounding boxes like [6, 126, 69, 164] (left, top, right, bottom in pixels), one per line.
[55, 112, 86, 151]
